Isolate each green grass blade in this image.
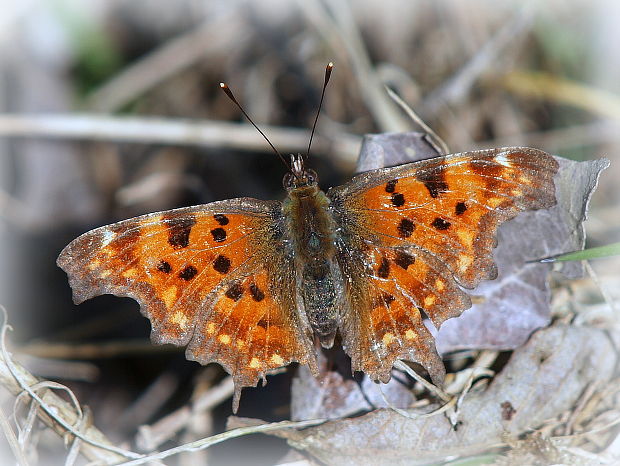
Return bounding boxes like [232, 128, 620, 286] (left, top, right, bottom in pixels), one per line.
[540, 242, 620, 262]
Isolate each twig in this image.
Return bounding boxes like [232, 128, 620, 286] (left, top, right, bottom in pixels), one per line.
[554, 415, 620, 441]
[120, 418, 326, 466]
[136, 376, 234, 450]
[394, 360, 450, 402]
[447, 367, 494, 428]
[385, 86, 450, 154]
[18, 338, 174, 360]
[0, 308, 140, 462]
[0, 402, 29, 466]
[65, 407, 91, 466]
[376, 383, 457, 420]
[0, 113, 361, 165]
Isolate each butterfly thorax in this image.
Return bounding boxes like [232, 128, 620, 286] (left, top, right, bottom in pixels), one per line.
[282, 156, 342, 348]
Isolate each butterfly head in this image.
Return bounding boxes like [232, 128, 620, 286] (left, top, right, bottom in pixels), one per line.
[283, 153, 319, 191]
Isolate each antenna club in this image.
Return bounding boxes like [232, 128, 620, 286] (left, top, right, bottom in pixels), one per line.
[325, 63, 333, 83]
[306, 62, 333, 160]
[219, 82, 227, 88]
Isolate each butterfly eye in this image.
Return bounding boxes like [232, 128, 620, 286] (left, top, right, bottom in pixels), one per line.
[306, 169, 319, 185]
[283, 172, 295, 190]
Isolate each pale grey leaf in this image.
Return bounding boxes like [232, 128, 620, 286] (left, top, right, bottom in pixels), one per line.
[283, 326, 617, 465]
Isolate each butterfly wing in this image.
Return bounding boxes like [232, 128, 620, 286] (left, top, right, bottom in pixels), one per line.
[328, 147, 558, 383]
[57, 198, 317, 410]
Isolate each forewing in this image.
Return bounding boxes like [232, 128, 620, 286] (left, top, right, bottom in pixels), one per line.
[328, 147, 558, 382]
[57, 198, 316, 410]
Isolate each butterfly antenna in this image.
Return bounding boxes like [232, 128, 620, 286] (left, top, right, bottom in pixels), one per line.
[219, 82, 293, 173]
[306, 62, 333, 161]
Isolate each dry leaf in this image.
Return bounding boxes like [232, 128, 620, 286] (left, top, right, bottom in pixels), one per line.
[282, 325, 617, 465]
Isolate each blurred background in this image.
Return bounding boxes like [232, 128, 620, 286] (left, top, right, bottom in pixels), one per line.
[0, 0, 618, 464]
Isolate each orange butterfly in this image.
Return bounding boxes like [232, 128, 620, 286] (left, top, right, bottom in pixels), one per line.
[57, 67, 558, 412]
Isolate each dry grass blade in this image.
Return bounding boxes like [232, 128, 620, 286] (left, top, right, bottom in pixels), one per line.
[376, 382, 457, 421]
[136, 375, 235, 451]
[0, 308, 140, 463]
[0, 113, 361, 165]
[502, 71, 620, 120]
[385, 86, 450, 154]
[0, 403, 29, 466]
[394, 360, 450, 402]
[119, 418, 327, 466]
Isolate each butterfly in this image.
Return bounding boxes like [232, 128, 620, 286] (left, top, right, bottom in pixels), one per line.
[57, 141, 558, 411]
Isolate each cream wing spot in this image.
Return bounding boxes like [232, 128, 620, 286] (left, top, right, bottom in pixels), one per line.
[206, 322, 216, 334]
[162, 286, 177, 308]
[122, 268, 138, 278]
[457, 254, 474, 273]
[382, 332, 397, 346]
[218, 334, 231, 345]
[487, 197, 503, 208]
[405, 329, 417, 340]
[249, 357, 261, 369]
[424, 295, 436, 307]
[457, 228, 475, 247]
[435, 278, 445, 291]
[171, 312, 188, 328]
[270, 354, 284, 366]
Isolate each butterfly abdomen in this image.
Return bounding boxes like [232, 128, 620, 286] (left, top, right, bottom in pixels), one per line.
[283, 185, 342, 348]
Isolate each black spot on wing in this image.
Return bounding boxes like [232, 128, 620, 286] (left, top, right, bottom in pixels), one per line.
[416, 168, 448, 198]
[213, 214, 229, 225]
[377, 257, 390, 278]
[225, 282, 244, 301]
[385, 179, 397, 193]
[397, 218, 415, 238]
[394, 251, 415, 270]
[455, 202, 467, 215]
[210, 227, 227, 243]
[179, 265, 198, 281]
[383, 293, 396, 305]
[165, 215, 196, 249]
[213, 255, 231, 274]
[391, 193, 405, 207]
[432, 217, 451, 230]
[249, 283, 265, 302]
[157, 260, 172, 273]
